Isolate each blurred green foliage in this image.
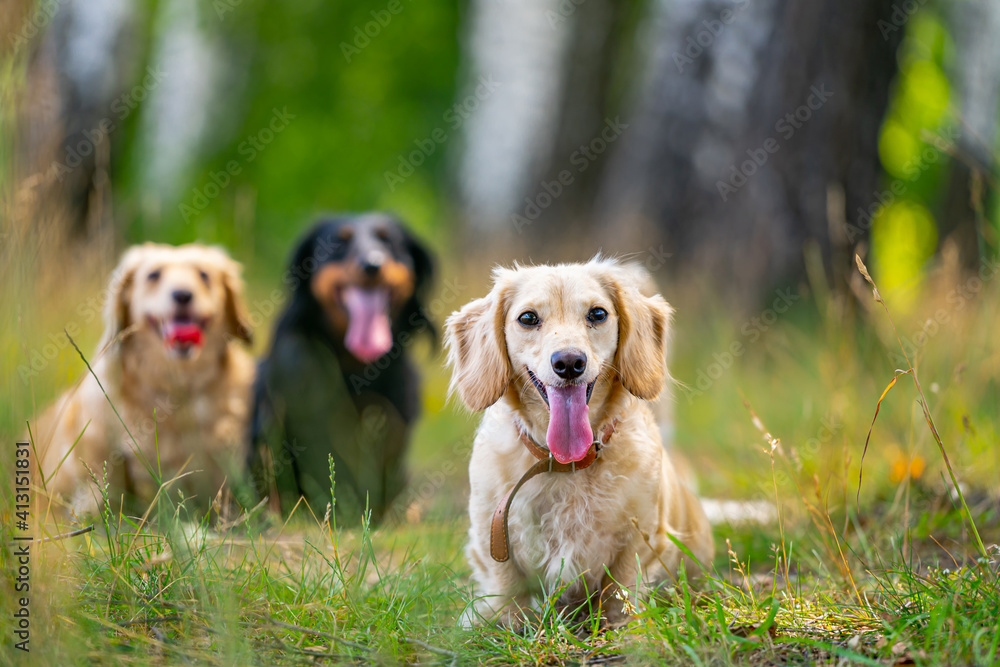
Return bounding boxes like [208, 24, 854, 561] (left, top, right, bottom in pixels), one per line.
[119, 0, 463, 285]
[871, 11, 996, 304]
[873, 13, 950, 299]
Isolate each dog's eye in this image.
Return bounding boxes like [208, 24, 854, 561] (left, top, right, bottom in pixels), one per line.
[517, 311, 540, 327]
[587, 307, 608, 324]
[147, 270, 161, 282]
[374, 226, 390, 242]
[199, 270, 210, 285]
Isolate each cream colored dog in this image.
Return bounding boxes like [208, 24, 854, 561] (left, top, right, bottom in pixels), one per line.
[33, 243, 255, 515]
[445, 258, 713, 628]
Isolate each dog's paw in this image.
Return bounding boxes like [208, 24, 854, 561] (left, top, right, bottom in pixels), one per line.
[464, 595, 533, 632]
[457, 606, 479, 630]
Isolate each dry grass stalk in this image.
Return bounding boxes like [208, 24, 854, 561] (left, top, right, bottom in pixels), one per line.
[854, 254, 987, 560]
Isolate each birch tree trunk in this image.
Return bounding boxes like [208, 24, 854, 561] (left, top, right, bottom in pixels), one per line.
[457, 0, 905, 303]
[940, 0, 1000, 265]
[596, 0, 904, 301]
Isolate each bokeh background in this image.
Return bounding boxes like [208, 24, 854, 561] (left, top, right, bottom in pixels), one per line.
[2, 0, 999, 523]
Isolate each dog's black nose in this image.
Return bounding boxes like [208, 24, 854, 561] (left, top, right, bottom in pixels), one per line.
[172, 289, 193, 305]
[361, 250, 384, 276]
[551, 350, 587, 380]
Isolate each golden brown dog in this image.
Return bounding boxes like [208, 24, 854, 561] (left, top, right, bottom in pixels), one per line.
[445, 257, 713, 628]
[33, 243, 255, 515]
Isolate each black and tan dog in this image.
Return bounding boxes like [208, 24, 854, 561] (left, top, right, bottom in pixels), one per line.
[249, 213, 434, 523]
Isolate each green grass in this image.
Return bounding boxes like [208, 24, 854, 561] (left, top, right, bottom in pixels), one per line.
[2, 253, 1000, 665]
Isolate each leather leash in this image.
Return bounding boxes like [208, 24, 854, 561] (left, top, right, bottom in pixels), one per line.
[489, 418, 619, 562]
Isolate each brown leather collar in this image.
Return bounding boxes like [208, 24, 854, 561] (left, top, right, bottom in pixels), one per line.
[489, 418, 619, 562]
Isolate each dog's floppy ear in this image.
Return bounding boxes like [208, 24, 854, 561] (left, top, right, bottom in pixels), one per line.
[396, 225, 438, 342]
[606, 266, 673, 400]
[287, 221, 328, 292]
[402, 227, 435, 296]
[98, 245, 148, 353]
[218, 252, 253, 345]
[444, 279, 513, 411]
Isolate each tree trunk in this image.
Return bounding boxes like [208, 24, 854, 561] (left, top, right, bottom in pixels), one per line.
[596, 0, 904, 302]
[16, 0, 136, 243]
[940, 0, 1000, 265]
[456, 0, 903, 303]
[455, 0, 639, 255]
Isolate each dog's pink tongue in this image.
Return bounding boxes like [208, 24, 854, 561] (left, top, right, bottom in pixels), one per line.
[546, 384, 593, 464]
[343, 286, 392, 363]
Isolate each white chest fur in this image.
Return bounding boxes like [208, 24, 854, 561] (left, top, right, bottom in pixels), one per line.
[507, 458, 649, 597]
